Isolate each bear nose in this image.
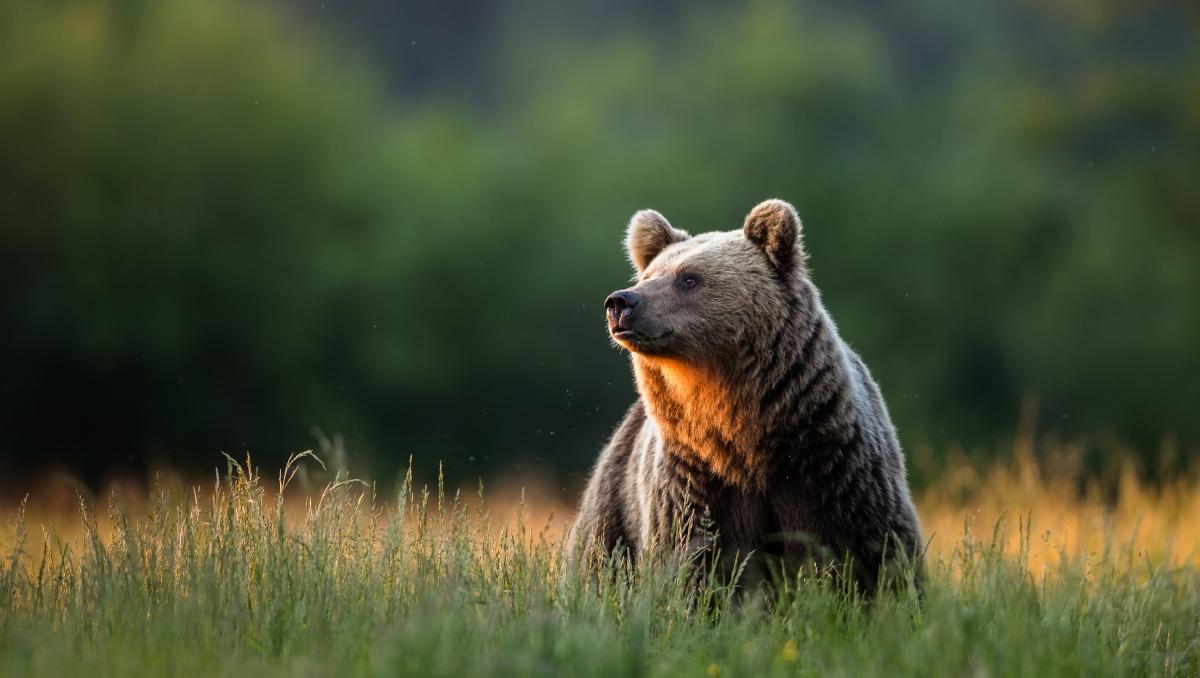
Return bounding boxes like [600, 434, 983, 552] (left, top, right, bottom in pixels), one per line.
[604, 290, 639, 315]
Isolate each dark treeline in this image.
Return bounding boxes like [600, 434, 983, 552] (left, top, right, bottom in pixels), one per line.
[1, 0, 1197, 486]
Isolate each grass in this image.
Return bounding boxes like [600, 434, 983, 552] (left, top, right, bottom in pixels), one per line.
[1, 445, 1198, 677]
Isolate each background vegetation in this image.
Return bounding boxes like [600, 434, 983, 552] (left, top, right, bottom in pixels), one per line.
[1, 0, 1197, 486]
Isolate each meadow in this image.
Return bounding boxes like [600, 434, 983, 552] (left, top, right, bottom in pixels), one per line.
[1, 435, 1198, 678]
[3, 2, 1197, 676]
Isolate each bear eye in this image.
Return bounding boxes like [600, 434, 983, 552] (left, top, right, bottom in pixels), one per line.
[678, 274, 700, 290]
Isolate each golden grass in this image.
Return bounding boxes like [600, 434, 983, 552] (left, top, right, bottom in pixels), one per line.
[3, 436, 1198, 575]
[918, 448, 1200, 574]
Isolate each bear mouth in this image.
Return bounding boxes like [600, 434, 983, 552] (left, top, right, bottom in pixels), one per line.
[609, 325, 671, 348]
[608, 319, 643, 341]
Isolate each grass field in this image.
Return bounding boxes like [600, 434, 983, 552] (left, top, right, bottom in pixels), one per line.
[1, 439, 1198, 677]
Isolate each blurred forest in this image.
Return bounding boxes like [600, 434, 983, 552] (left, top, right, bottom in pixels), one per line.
[1, 0, 1197, 486]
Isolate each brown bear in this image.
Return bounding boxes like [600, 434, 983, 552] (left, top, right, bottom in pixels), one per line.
[568, 199, 923, 593]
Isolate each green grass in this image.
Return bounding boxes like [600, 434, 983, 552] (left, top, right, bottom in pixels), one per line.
[1, 455, 1197, 677]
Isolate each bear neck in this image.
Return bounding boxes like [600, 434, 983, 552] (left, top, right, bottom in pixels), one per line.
[632, 283, 851, 492]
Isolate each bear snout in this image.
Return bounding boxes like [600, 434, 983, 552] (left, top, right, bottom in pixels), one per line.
[604, 289, 640, 330]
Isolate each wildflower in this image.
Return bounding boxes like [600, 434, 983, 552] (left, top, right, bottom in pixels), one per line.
[780, 640, 798, 663]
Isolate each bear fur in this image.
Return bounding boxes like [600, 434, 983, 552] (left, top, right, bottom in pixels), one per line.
[568, 199, 923, 593]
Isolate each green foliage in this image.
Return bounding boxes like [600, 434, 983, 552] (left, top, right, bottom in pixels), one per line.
[0, 460, 1197, 677]
[1, 0, 1198, 479]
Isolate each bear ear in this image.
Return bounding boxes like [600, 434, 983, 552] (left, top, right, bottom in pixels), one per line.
[625, 209, 690, 273]
[743, 198, 802, 272]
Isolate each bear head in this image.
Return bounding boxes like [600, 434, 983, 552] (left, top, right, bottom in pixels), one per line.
[604, 199, 806, 364]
